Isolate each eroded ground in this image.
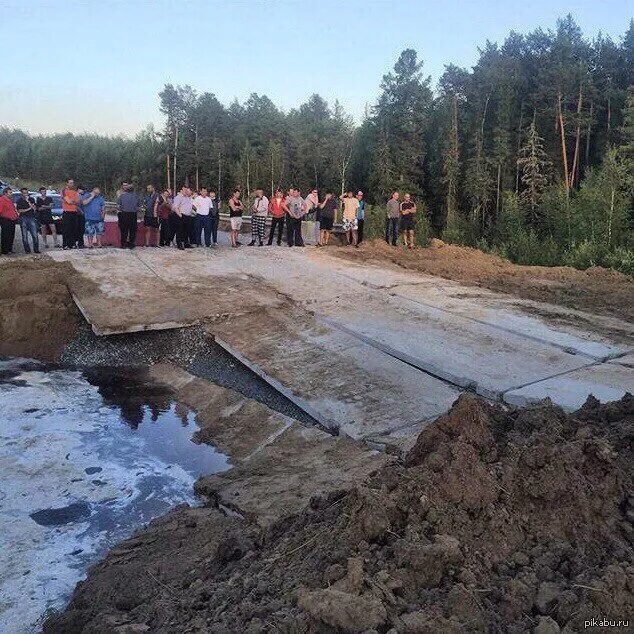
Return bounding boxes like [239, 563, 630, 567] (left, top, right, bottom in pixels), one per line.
[0, 244, 632, 632]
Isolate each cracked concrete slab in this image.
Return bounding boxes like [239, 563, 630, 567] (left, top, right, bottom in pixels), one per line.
[147, 364, 391, 526]
[196, 423, 391, 527]
[503, 362, 634, 411]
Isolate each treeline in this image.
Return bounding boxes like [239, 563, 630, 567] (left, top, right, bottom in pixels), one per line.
[1, 15, 632, 272]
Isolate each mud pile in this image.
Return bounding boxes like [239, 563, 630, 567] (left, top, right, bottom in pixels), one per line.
[45, 394, 633, 633]
[0, 259, 79, 361]
[333, 240, 634, 323]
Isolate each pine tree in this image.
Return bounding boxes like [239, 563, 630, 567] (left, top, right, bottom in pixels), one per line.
[442, 95, 460, 228]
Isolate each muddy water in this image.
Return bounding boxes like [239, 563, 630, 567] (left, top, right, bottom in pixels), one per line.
[0, 359, 230, 634]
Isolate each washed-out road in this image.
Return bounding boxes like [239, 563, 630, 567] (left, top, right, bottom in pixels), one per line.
[49, 243, 633, 449]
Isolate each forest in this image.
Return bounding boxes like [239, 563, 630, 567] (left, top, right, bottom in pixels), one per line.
[1, 16, 632, 272]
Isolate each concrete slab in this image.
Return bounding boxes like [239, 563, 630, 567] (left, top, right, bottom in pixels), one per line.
[48, 246, 629, 420]
[196, 423, 390, 526]
[48, 249, 282, 335]
[503, 362, 634, 411]
[147, 364, 294, 462]
[608, 353, 634, 368]
[210, 306, 461, 439]
[390, 283, 627, 360]
[148, 364, 391, 526]
[316, 294, 593, 399]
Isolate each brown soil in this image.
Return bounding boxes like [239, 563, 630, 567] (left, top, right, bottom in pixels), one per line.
[45, 393, 633, 633]
[0, 258, 80, 361]
[332, 240, 634, 322]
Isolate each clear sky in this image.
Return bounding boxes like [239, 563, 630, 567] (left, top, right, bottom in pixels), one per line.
[3, 0, 632, 137]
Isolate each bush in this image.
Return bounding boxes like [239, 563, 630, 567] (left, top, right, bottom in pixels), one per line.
[442, 215, 476, 246]
[599, 247, 634, 275]
[363, 204, 386, 241]
[562, 240, 607, 270]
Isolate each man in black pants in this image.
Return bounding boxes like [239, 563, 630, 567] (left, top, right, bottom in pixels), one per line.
[209, 190, 220, 245]
[285, 188, 306, 247]
[385, 191, 400, 246]
[117, 184, 140, 248]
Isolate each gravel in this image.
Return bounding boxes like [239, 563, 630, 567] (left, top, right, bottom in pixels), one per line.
[61, 323, 316, 425]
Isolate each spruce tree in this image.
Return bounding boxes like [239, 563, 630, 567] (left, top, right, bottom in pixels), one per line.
[517, 119, 551, 226]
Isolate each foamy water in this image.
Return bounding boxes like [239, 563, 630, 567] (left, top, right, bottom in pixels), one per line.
[0, 359, 229, 633]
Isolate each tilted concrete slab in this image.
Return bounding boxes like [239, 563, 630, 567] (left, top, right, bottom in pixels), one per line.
[209, 306, 461, 440]
[48, 249, 282, 335]
[48, 246, 629, 420]
[196, 424, 391, 527]
[147, 364, 391, 526]
[147, 364, 294, 462]
[503, 362, 634, 411]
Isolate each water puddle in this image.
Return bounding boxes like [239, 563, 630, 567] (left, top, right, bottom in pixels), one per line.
[0, 359, 230, 634]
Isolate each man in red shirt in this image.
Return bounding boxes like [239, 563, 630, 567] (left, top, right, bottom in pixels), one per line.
[0, 187, 19, 255]
[61, 179, 81, 249]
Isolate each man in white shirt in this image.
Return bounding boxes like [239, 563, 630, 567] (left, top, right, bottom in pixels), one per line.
[248, 188, 270, 246]
[171, 186, 193, 249]
[193, 187, 213, 247]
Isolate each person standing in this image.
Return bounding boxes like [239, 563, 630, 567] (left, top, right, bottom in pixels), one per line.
[16, 188, 40, 253]
[317, 191, 336, 246]
[385, 191, 400, 246]
[356, 191, 366, 245]
[305, 188, 319, 218]
[286, 188, 306, 247]
[36, 187, 58, 248]
[117, 183, 140, 249]
[228, 189, 244, 248]
[143, 184, 160, 247]
[171, 186, 193, 249]
[340, 191, 358, 246]
[157, 189, 173, 247]
[209, 190, 220, 246]
[0, 187, 18, 255]
[82, 187, 106, 248]
[267, 189, 287, 245]
[76, 187, 87, 248]
[193, 187, 213, 247]
[400, 193, 416, 249]
[249, 188, 269, 246]
[61, 179, 81, 249]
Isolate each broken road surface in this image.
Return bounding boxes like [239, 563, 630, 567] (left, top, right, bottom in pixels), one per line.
[49, 246, 633, 445]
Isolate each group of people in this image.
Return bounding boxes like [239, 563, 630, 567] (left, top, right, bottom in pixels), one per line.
[0, 180, 105, 255]
[0, 179, 418, 255]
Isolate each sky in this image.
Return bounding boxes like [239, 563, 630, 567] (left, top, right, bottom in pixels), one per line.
[2, 0, 632, 137]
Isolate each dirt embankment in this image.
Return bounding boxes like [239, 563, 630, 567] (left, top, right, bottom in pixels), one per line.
[333, 240, 634, 322]
[0, 258, 80, 361]
[45, 393, 633, 633]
